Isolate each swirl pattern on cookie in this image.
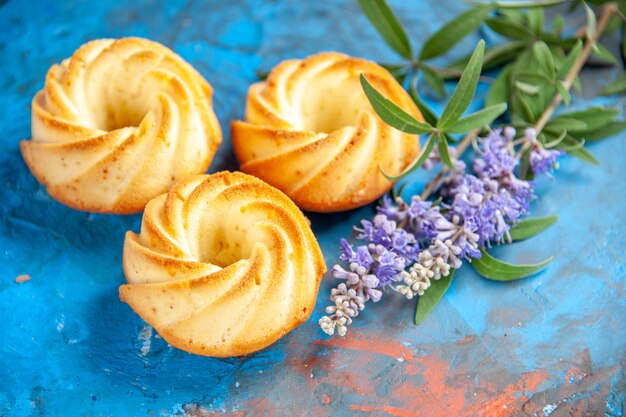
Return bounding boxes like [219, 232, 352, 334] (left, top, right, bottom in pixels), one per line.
[119, 171, 327, 357]
[232, 52, 422, 212]
[21, 37, 222, 214]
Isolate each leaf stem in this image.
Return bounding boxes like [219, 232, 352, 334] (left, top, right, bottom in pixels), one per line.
[533, 2, 617, 136]
[422, 3, 617, 201]
[421, 129, 478, 199]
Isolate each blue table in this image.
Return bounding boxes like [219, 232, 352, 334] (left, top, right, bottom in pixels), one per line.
[1, 1, 625, 416]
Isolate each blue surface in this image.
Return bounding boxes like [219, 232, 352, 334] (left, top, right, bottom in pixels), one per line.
[1, 1, 625, 416]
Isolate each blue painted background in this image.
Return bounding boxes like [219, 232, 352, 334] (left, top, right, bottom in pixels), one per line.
[1, 1, 625, 416]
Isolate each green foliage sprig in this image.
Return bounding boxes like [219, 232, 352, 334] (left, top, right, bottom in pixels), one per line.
[350, 0, 625, 326]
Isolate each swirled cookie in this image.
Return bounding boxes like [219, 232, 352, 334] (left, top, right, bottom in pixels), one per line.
[119, 171, 327, 357]
[232, 52, 422, 212]
[21, 37, 222, 214]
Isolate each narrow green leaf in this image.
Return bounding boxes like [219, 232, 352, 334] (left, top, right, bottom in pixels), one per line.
[486, 17, 534, 40]
[568, 146, 600, 165]
[542, 129, 568, 148]
[380, 133, 436, 181]
[545, 118, 587, 132]
[591, 43, 619, 65]
[532, 41, 556, 79]
[552, 14, 565, 35]
[556, 81, 571, 105]
[558, 136, 586, 151]
[437, 133, 454, 168]
[483, 41, 528, 69]
[580, 120, 626, 141]
[360, 74, 433, 134]
[421, 65, 446, 96]
[420, 6, 491, 60]
[515, 80, 541, 95]
[449, 41, 525, 71]
[572, 76, 583, 93]
[510, 215, 559, 241]
[513, 90, 538, 123]
[601, 73, 626, 96]
[583, 1, 597, 42]
[357, 0, 413, 59]
[472, 249, 553, 281]
[409, 77, 439, 126]
[516, 70, 554, 85]
[556, 40, 583, 80]
[446, 103, 508, 134]
[527, 8, 544, 36]
[415, 270, 455, 325]
[486, 64, 512, 108]
[550, 107, 617, 131]
[438, 40, 485, 129]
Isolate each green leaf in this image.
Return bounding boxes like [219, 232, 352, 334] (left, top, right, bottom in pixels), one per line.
[357, 0, 413, 59]
[550, 107, 618, 131]
[532, 41, 556, 79]
[419, 6, 491, 60]
[510, 215, 559, 241]
[360, 74, 433, 134]
[558, 136, 586, 151]
[486, 17, 534, 40]
[446, 103, 508, 133]
[543, 129, 568, 148]
[513, 90, 538, 123]
[515, 80, 541, 95]
[527, 8, 544, 36]
[568, 146, 600, 165]
[438, 40, 485, 129]
[483, 41, 528, 69]
[545, 117, 588, 132]
[583, 1, 597, 42]
[556, 40, 583, 80]
[415, 270, 455, 325]
[486, 64, 512, 108]
[380, 133, 436, 181]
[580, 120, 626, 141]
[437, 133, 454, 168]
[555, 81, 571, 105]
[421, 65, 446, 96]
[545, 117, 587, 132]
[471, 249, 553, 281]
[590, 43, 619, 65]
[449, 40, 526, 71]
[601, 73, 626, 96]
[552, 14, 565, 35]
[409, 77, 439, 126]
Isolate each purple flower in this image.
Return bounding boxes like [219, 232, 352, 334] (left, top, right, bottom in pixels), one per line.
[332, 263, 382, 302]
[473, 128, 517, 180]
[377, 195, 409, 224]
[356, 214, 419, 262]
[530, 146, 564, 175]
[369, 244, 406, 286]
[339, 239, 373, 269]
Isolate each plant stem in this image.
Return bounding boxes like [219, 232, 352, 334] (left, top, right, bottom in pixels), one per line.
[421, 129, 477, 199]
[421, 3, 616, 201]
[533, 2, 617, 135]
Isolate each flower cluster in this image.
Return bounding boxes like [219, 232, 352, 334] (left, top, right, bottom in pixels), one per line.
[443, 127, 535, 246]
[319, 127, 562, 336]
[525, 128, 565, 176]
